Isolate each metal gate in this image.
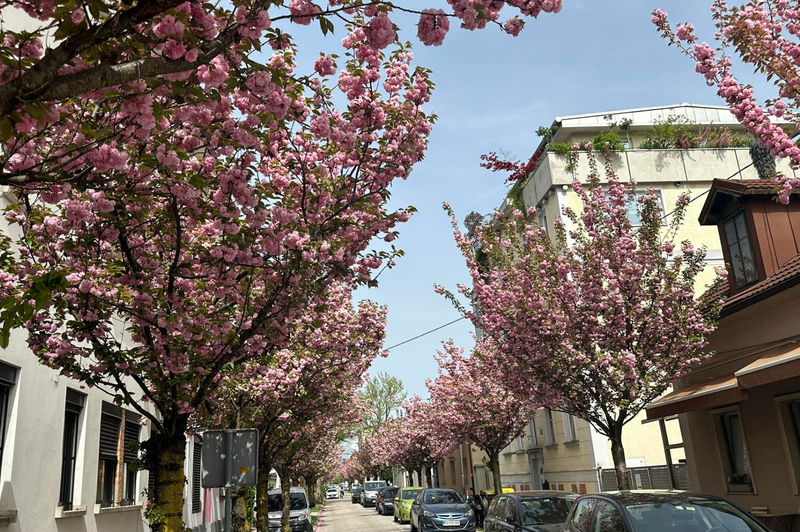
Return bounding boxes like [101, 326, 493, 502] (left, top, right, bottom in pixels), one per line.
[600, 464, 689, 491]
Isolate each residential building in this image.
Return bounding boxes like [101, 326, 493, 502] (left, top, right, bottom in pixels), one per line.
[0, 189, 224, 531]
[436, 442, 489, 496]
[497, 103, 785, 494]
[646, 179, 800, 529]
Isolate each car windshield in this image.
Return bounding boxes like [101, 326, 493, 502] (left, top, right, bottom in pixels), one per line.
[385, 489, 398, 498]
[625, 500, 768, 532]
[424, 490, 464, 505]
[402, 489, 421, 500]
[267, 493, 308, 512]
[519, 496, 574, 525]
[365, 482, 385, 491]
[353, 488, 363, 493]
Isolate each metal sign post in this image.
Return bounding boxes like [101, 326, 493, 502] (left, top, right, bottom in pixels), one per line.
[201, 429, 259, 532]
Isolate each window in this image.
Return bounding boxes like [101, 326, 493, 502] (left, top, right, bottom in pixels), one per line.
[544, 409, 556, 446]
[515, 434, 524, 452]
[529, 417, 539, 447]
[592, 501, 625, 532]
[713, 409, 752, 492]
[569, 498, 596, 532]
[538, 211, 549, 236]
[562, 413, 578, 443]
[724, 212, 758, 288]
[59, 389, 85, 510]
[609, 190, 665, 226]
[450, 458, 456, 484]
[96, 402, 141, 507]
[775, 394, 800, 493]
[0, 362, 16, 481]
[192, 438, 202, 513]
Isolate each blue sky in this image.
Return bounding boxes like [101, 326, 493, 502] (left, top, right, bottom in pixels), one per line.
[285, 2, 775, 399]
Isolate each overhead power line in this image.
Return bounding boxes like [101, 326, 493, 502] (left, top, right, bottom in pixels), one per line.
[385, 317, 467, 351]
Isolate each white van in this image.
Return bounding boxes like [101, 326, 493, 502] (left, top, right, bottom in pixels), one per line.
[325, 486, 339, 499]
[267, 487, 314, 532]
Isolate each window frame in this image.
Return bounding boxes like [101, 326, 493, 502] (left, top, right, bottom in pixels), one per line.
[569, 497, 597, 532]
[59, 388, 85, 510]
[722, 210, 759, 289]
[544, 408, 557, 446]
[96, 402, 142, 507]
[0, 361, 17, 482]
[562, 412, 578, 443]
[774, 392, 800, 495]
[710, 405, 756, 494]
[608, 188, 667, 227]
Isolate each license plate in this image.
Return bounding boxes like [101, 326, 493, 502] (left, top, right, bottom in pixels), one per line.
[443, 520, 460, 527]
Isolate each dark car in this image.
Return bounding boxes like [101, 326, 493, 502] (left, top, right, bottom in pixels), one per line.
[484, 490, 577, 532]
[410, 488, 476, 532]
[564, 491, 772, 532]
[351, 487, 364, 504]
[377, 486, 399, 515]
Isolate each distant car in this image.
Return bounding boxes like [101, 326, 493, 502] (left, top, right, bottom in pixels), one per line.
[563, 491, 772, 532]
[325, 486, 339, 499]
[484, 490, 577, 532]
[266, 487, 314, 532]
[394, 487, 423, 524]
[351, 487, 363, 504]
[410, 488, 476, 532]
[360, 480, 387, 507]
[376, 486, 399, 515]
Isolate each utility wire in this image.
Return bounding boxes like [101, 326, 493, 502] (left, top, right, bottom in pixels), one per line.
[385, 317, 467, 351]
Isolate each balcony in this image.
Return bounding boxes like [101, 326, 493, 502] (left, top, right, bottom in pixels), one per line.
[518, 148, 797, 209]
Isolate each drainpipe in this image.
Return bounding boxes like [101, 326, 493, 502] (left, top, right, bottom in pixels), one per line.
[459, 444, 466, 496]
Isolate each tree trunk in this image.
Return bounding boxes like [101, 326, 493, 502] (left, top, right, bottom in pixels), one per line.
[488, 454, 502, 498]
[281, 477, 292, 532]
[425, 466, 432, 489]
[415, 469, 422, 487]
[142, 418, 188, 532]
[306, 476, 317, 507]
[231, 486, 251, 532]
[255, 454, 273, 532]
[610, 423, 630, 490]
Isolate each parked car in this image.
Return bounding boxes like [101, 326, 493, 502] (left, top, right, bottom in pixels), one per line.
[483, 490, 577, 532]
[351, 487, 364, 504]
[410, 488, 476, 532]
[325, 486, 339, 499]
[563, 491, 773, 532]
[266, 487, 314, 532]
[360, 480, 387, 507]
[393, 486, 423, 524]
[377, 486, 399, 515]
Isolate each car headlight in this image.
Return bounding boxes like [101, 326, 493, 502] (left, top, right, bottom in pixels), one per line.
[465, 509, 474, 517]
[423, 510, 436, 518]
[298, 514, 307, 521]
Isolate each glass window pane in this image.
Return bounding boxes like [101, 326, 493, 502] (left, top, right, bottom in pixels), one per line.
[725, 219, 738, 246]
[737, 236, 757, 284]
[593, 501, 626, 532]
[729, 245, 747, 287]
[571, 499, 596, 532]
[735, 214, 748, 243]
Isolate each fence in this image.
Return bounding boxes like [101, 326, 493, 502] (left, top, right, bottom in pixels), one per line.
[600, 464, 690, 491]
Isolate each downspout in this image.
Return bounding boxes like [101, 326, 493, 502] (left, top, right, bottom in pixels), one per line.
[459, 444, 465, 496]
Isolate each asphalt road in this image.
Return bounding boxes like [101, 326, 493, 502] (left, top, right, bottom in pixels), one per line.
[317, 498, 409, 532]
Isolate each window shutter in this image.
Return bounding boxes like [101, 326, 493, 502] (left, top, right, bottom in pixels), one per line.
[124, 417, 140, 462]
[0, 362, 16, 386]
[65, 389, 85, 414]
[192, 439, 202, 513]
[99, 413, 121, 461]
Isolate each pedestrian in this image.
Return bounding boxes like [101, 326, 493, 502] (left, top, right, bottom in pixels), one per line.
[469, 490, 484, 527]
[542, 478, 550, 490]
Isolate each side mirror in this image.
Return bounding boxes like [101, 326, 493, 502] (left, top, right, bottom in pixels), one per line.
[506, 514, 516, 525]
[309, 502, 316, 508]
[412, 500, 420, 505]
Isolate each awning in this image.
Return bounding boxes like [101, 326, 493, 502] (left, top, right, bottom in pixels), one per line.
[735, 341, 800, 389]
[646, 374, 747, 420]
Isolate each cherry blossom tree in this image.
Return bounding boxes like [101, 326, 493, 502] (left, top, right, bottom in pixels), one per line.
[653, 1, 800, 203]
[0, 0, 563, 189]
[198, 284, 383, 532]
[441, 148, 722, 489]
[427, 338, 540, 494]
[371, 396, 448, 486]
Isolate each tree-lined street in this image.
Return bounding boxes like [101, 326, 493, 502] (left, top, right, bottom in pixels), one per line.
[317, 499, 403, 532]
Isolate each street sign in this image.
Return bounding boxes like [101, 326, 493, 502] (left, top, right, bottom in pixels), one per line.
[201, 429, 259, 488]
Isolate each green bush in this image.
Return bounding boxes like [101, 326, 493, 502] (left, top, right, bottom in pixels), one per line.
[592, 131, 625, 151]
[548, 142, 573, 155]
